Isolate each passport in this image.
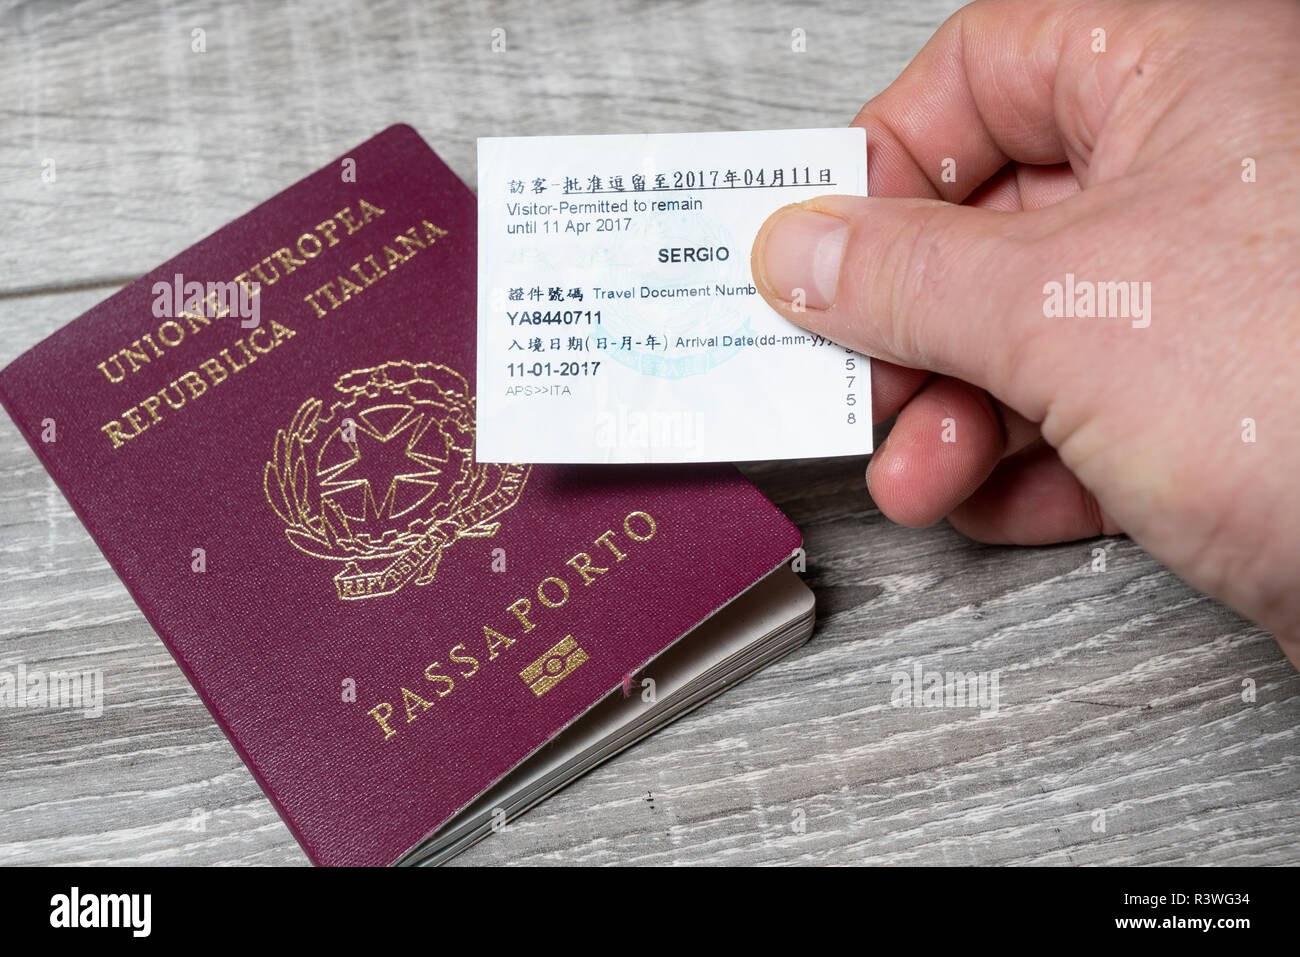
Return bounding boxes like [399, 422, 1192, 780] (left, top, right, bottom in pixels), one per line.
[0, 125, 813, 865]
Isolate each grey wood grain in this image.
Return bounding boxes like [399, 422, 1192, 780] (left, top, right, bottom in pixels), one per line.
[1, 0, 1296, 867]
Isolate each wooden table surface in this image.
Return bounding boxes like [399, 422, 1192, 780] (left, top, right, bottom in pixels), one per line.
[1, 0, 1296, 866]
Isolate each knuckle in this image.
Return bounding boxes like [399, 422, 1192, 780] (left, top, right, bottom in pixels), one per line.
[879, 203, 949, 364]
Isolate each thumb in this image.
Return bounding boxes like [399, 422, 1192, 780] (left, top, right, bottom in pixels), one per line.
[751, 195, 1067, 417]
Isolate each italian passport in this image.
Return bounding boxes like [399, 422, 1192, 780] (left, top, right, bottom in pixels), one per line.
[0, 125, 813, 866]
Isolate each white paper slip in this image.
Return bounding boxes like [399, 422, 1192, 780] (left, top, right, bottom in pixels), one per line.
[475, 127, 871, 464]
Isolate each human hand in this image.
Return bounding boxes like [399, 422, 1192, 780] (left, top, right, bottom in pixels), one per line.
[750, 0, 1300, 663]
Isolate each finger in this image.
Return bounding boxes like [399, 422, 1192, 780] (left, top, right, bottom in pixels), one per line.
[851, 0, 1147, 201]
[963, 164, 1025, 211]
[871, 359, 931, 423]
[947, 439, 1124, 544]
[993, 398, 1041, 458]
[1012, 163, 1083, 209]
[751, 193, 1070, 417]
[965, 162, 1082, 212]
[867, 376, 1005, 527]
[754, 0, 1167, 412]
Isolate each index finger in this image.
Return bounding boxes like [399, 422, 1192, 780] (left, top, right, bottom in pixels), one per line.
[855, 0, 1149, 201]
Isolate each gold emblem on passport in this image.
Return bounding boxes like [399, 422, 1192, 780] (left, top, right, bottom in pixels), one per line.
[264, 361, 530, 600]
[520, 636, 589, 697]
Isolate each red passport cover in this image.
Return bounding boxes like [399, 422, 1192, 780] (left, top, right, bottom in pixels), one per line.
[0, 125, 801, 866]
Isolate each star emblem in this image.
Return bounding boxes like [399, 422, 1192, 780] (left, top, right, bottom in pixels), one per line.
[318, 405, 449, 521]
